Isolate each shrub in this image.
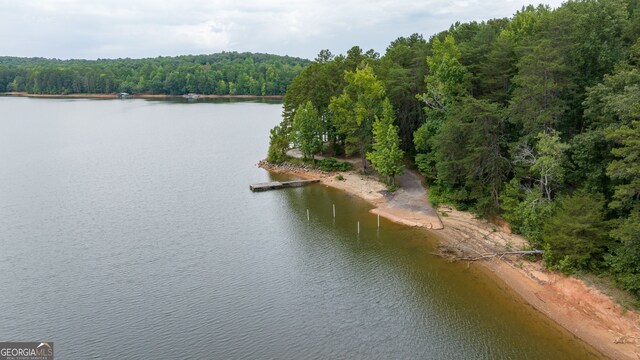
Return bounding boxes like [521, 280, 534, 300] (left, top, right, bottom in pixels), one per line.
[317, 158, 353, 172]
[542, 190, 609, 273]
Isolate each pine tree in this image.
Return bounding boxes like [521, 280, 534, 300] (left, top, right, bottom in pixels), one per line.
[292, 101, 323, 160]
[367, 99, 404, 185]
[542, 190, 609, 273]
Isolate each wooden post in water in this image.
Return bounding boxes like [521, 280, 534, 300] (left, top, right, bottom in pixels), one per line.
[377, 213, 380, 228]
[357, 221, 360, 234]
[307, 209, 310, 221]
[332, 204, 335, 218]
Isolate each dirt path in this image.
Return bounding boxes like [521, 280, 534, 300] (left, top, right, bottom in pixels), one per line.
[258, 159, 640, 359]
[371, 168, 443, 229]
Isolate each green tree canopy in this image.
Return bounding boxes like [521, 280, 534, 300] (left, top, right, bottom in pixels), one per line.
[607, 208, 640, 296]
[542, 190, 610, 273]
[431, 97, 510, 215]
[292, 101, 323, 160]
[329, 65, 386, 169]
[367, 99, 404, 184]
[414, 34, 469, 182]
[531, 131, 570, 201]
[606, 120, 640, 210]
[0, 52, 309, 96]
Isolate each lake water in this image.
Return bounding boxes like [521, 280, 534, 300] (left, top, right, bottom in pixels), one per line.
[0, 97, 603, 359]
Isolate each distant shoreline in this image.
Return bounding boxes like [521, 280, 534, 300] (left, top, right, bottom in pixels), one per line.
[0, 91, 284, 100]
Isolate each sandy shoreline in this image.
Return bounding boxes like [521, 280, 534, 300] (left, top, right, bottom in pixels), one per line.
[0, 91, 283, 99]
[261, 161, 640, 360]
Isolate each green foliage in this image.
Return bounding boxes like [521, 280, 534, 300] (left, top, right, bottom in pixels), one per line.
[266, 125, 290, 164]
[500, 179, 557, 247]
[562, 0, 630, 89]
[419, 34, 469, 112]
[292, 101, 323, 160]
[584, 66, 640, 129]
[282, 48, 380, 157]
[414, 34, 469, 182]
[531, 131, 570, 201]
[0, 53, 309, 95]
[542, 190, 610, 273]
[607, 208, 640, 296]
[427, 182, 471, 211]
[367, 99, 404, 184]
[477, 31, 517, 104]
[567, 129, 612, 195]
[412, 120, 442, 182]
[283, 60, 342, 126]
[509, 38, 573, 134]
[317, 158, 353, 172]
[431, 97, 509, 216]
[376, 34, 429, 151]
[329, 65, 386, 168]
[606, 121, 640, 210]
[504, 5, 549, 45]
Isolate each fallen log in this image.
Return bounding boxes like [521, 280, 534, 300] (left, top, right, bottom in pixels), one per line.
[456, 249, 544, 261]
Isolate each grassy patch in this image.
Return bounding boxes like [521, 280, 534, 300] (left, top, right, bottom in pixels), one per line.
[317, 158, 353, 172]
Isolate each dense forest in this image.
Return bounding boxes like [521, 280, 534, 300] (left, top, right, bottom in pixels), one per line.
[268, 0, 640, 297]
[0, 52, 309, 95]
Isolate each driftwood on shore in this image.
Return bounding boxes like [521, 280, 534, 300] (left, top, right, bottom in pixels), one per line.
[436, 244, 543, 262]
[455, 250, 544, 261]
[614, 335, 640, 344]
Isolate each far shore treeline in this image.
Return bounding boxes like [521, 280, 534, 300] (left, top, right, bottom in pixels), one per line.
[0, 52, 309, 96]
[269, 0, 640, 299]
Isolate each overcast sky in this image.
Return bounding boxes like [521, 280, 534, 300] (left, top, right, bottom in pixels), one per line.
[1, 0, 564, 60]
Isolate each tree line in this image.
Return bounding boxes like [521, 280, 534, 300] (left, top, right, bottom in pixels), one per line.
[268, 0, 640, 297]
[0, 52, 309, 95]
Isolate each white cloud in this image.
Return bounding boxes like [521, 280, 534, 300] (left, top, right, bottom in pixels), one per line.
[0, 0, 566, 59]
[168, 21, 232, 50]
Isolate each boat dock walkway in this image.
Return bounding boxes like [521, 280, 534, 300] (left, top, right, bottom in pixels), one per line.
[250, 179, 320, 192]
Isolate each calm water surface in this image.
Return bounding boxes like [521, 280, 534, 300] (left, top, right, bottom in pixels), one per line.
[0, 97, 603, 359]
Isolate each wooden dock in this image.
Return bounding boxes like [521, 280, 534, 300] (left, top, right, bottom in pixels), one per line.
[250, 179, 320, 192]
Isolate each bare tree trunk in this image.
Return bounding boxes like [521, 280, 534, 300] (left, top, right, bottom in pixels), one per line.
[360, 143, 367, 171]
